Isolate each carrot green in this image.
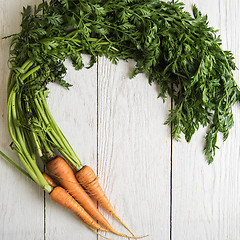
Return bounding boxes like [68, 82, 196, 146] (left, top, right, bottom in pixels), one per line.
[2, 0, 239, 191]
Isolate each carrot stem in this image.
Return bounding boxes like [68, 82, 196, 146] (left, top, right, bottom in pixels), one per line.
[0, 150, 32, 180]
[20, 65, 41, 81]
[32, 95, 75, 162]
[7, 85, 52, 193]
[37, 91, 82, 170]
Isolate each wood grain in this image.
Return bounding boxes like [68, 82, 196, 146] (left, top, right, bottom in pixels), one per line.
[45, 57, 98, 240]
[97, 57, 171, 239]
[0, 0, 240, 239]
[0, 1, 44, 240]
[172, 1, 240, 239]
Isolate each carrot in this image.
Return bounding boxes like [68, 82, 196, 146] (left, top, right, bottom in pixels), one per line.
[46, 156, 118, 234]
[42, 172, 57, 187]
[43, 172, 108, 232]
[76, 165, 135, 237]
[50, 186, 144, 240]
[50, 187, 110, 232]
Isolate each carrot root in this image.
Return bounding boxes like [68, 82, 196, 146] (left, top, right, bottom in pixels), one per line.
[42, 172, 58, 187]
[46, 157, 119, 233]
[51, 186, 109, 231]
[43, 172, 111, 234]
[76, 165, 136, 237]
[47, 157, 142, 239]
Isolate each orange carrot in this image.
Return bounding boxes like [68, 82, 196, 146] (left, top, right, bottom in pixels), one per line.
[51, 187, 109, 231]
[76, 165, 135, 237]
[46, 156, 117, 233]
[45, 159, 142, 239]
[43, 172, 108, 232]
[42, 172, 57, 187]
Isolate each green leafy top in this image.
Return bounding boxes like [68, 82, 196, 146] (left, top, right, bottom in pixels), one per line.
[7, 0, 240, 164]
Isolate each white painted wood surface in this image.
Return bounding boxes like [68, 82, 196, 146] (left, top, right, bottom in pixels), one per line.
[0, 1, 44, 240]
[172, 1, 240, 240]
[0, 0, 239, 239]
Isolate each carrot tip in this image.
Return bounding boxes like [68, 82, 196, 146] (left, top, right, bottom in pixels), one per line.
[112, 213, 136, 237]
[83, 223, 112, 240]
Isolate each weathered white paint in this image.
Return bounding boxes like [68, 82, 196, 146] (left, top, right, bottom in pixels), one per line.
[97, 57, 171, 239]
[172, 1, 240, 240]
[45, 57, 98, 240]
[0, 1, 44, 240]
[0, 0, 239, 239]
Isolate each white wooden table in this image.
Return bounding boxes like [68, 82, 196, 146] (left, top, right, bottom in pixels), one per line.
[0, 0, 239, 239]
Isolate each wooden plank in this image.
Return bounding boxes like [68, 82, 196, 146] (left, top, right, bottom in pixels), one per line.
[45, 56, 98, 240]
[0, 1, 44, 239]
[2, 0, 240, 239]
[97, 57, 171, 239]
[215, 0, 240, 239]
[172, 0, 240, 239]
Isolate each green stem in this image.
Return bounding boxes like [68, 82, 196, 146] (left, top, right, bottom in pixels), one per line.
[8, 90, 39, 183]
[20, 65, 41, 81]
[32, 130, 44, 157]
[32, 94, 75, 162]
[8, 88, 52, 193]
[0, 150, 32, 180]
[7, 70, 15, 98]
[25, 98, 43, 157]
[37, 130, 56, 161]
[39, 92, 83, 170]
[8, 60, 35, 97]
[18, 59, 34, 75]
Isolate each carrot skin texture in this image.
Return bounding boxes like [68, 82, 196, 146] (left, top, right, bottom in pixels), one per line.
[76, 165, 136, 237]
[43, 172, 107, 231]
[46, 157, 115, 232]
[76, 165, 116, 215]
[42, 172, 57, 187]
[50, 186, 108, 231]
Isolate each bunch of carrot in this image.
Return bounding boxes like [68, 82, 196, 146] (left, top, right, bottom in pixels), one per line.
[3, 41, 143, 239]
[1, 60, 140, 239]
[0, 1, 150, 238]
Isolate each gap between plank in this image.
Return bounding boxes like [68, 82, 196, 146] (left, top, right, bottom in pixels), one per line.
[42, 1, 46, 240]
[170, 3, 174, 239]
[96, 55, 99, 240]
[170, 96, 173, 240]
[44, 191, 46, 240]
